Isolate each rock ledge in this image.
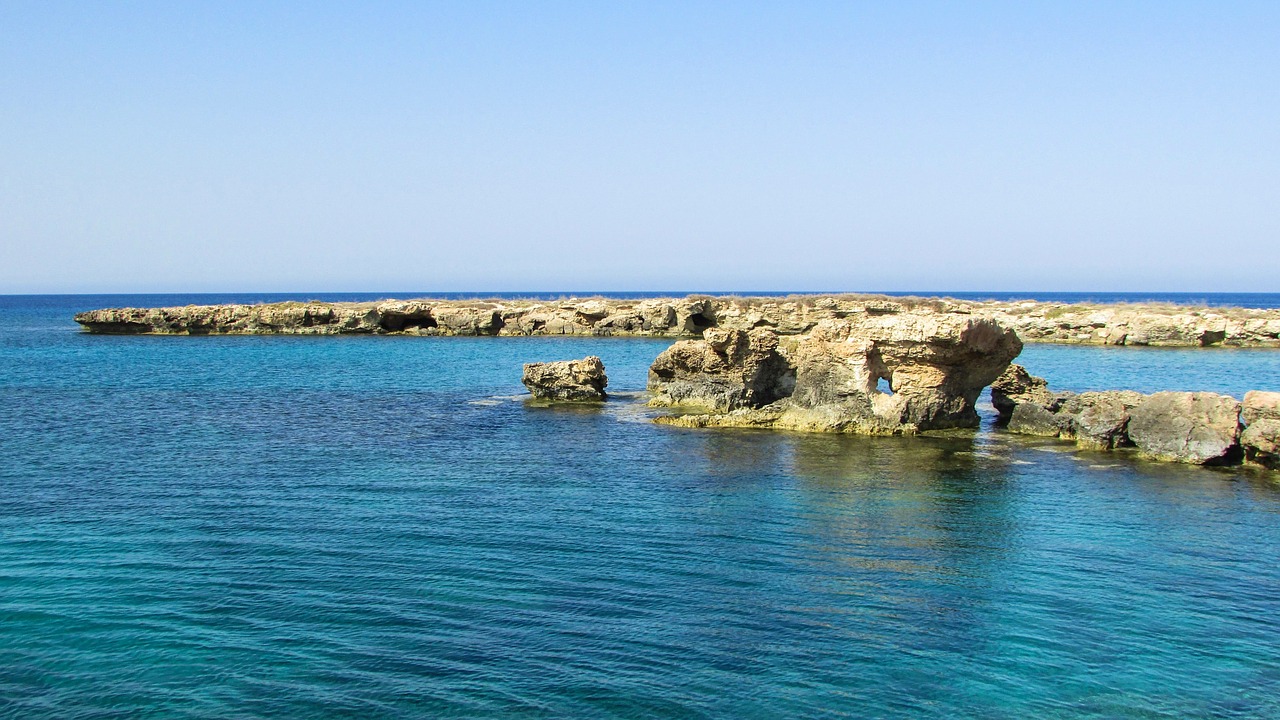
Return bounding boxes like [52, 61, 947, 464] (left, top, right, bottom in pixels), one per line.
[991, 365, 1280, 469]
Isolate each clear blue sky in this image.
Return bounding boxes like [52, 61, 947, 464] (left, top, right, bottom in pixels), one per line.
[2, 1, 1276, 293]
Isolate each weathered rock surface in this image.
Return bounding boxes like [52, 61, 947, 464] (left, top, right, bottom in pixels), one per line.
[73, 294, 1280, 346]
[651, 311, 1022, 435]
[521, 356, 608, 401]
[1126, 392, 1242, 465]
[1241, 391, 1280, 469]
[991, 365, 1144, 449]
[995, 367, 1255, 466]
[647, 328, 794, 412]
[985, 302, 1280, 347]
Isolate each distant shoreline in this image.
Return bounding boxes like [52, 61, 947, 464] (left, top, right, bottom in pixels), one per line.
[73, 293, 1280, 348]
[6, 289, 1279, 309]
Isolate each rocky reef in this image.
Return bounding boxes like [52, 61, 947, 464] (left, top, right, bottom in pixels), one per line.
[521, 357, 608, 401]
[992, 365, 1279, 469]
[649, 311, 1023, 435]
[74, 294, 1280, 347]
[73, 297, 718, 337]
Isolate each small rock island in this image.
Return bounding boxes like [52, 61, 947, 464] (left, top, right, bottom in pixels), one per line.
[521, 357, 608, 401]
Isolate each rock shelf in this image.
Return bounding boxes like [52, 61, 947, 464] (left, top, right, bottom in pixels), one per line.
[74, 295, 1280, 347]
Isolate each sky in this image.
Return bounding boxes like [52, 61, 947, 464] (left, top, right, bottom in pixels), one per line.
[1, 1, 1277, 294]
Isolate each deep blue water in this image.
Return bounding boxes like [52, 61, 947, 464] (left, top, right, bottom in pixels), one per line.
[3, 295, 1280, 719]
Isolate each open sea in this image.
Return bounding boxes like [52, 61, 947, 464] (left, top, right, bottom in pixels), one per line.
[3, 293, 1280, 719]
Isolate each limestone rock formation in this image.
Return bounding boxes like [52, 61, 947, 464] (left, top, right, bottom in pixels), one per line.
[1241, 391, 1280, 469]
[991, 365, 1144, 449]
[992, 365, 1280, 471]
[650, 312, 1022, 435]
[74, 294, 1280, 346]
[1066, 392, 1149, 449]
[647, 328, 794, 412]
[985, 303, 1280, 347]
[521, 356, 608, 401]
[1127, 392, 1242, 465]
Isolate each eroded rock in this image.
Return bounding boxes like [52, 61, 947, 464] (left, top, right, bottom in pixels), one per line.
[1127, 392, 1242, 465]
[1066, 392, 1147, 449]
[73, 294, 1280, 346]
[651, 312, 1022, 435]
[991, 366, 1143, 449]
[521, 356, 608, 401]
[647, 328, 794, 412]
[1241, 391, 1280, 469]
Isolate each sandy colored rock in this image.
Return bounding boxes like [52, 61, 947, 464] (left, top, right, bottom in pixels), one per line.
[1241, 391, 1280, 425]
[1066, 391, 1147, 449]
[647, 328, 794, 412]
[993, 365, 1151, 450]
[652, 312, 1022, 435]
[1241, 420, 1280, 470]
[990, 365, 1056, 421]
[73, 294, 1280, 346]
[521, 356, 608, 401]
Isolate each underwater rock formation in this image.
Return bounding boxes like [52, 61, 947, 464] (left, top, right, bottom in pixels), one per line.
[521, 356, 608, 401]
[650, 312, 1023, 435]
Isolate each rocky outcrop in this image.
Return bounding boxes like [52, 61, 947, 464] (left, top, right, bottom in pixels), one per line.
[650, 312, 1023, 435]
[521, 357, 608, 401]
[994, 366, 1258, 466]
[74, 294, 1280, 346]
[647, 328, 794, 412]
[1127, 392, 1243, 465]
[991, 365, 1144, 449]
[1241, 391, 1280, 469]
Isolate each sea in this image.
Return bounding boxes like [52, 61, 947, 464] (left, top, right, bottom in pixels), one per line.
[2, 292, 1280, 719]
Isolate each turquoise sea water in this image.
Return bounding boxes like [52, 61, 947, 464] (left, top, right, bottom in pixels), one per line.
[3, 295, 1280, 719]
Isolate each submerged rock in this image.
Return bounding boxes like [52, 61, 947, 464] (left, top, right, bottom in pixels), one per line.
[1241, 391, 1280, 469]
[650, 312, 1022, 435]
[521, 356, 608, 401]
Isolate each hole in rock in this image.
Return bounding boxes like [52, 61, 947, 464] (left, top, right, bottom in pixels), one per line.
[877, 377, 894, 395]
[379, 314, 437, 332]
